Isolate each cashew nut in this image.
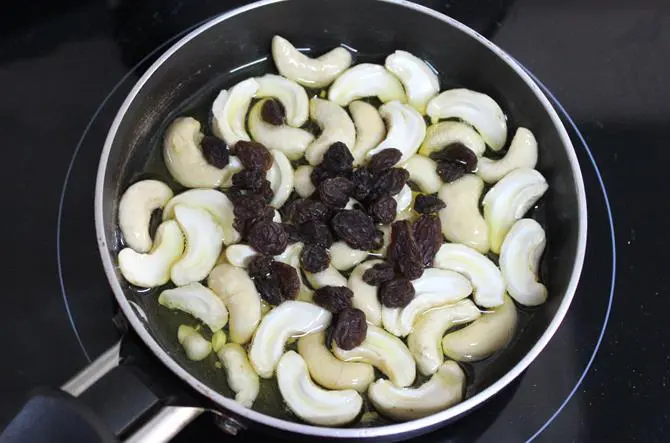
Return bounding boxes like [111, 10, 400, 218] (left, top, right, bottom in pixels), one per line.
[298, 331, 374, 392]
[478, 127, 538, 183]
[393, 184, 413, 219]
[402, 155, 442, 194]
[177, 325, 212, 361]
[500, 218, 547, 306]
[118, 220, 184, 288]
[407, 299, 481, 375]
[256, 73, 309, 127]
[294, 164, 315, 197]
[328, 63, 407, 106]
[433, 243, 505, 308]
[438, 174, 489, 253]
[249, 301, 331, 378]
[385, 50, 439, 114]
[368, 361, 465, 421]
[442, 294, 518, 362]
[305, 97, 356, 165]
[366, 101, 426, 165]
[208, 263, 262, 344]
[217, 343, 260, 408]
[266, 149, 294, 208]
[211, 78, 259, 145]
[272, 35, 352, 88]
[223, 244, 257, 268]
[118, 179, 173, 253]
[329, 241, 368, 271]
[349, 100, 386, 165]
[426, 88, 507, 151]
[347, 260, 383, 326]
[304, 265, 348, 289]
[277, 351, 363, 426]
[158, 282, 228, 332]
[482, 168, 548, 253]
[419, 121, 486, 158]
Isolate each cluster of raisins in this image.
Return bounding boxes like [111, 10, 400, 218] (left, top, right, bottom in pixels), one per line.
[429, 143, 478, 183]
[248, 255, 300, 305]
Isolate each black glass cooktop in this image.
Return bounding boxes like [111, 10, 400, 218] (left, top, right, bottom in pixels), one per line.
[1, 0, 667, 441]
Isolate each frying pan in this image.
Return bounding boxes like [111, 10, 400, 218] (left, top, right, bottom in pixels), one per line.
[3, 0, 587, 441]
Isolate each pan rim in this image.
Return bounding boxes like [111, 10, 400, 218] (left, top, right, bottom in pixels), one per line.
[94, 0, 588, 437]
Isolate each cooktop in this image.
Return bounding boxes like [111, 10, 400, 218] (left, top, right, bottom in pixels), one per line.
[1, 0, 666, 441]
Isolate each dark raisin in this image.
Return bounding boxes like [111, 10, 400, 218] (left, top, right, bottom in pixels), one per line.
[313, 286, 353, 313]
[200, 136, 230, 169]
[414, 194, 446, 214]
[370, 168, 409, 200]
[319, 177, 354, 208]
[258, 181, 274, 203]
[362, 262, 396, 286]
[321, 142, 354, 173]
[351, 167, 374, 202]
[328, 307, 367, 350]
[379, 278, 415, 308]
[299, 220, 334, 248]
[248, 254, 274, 279]
[371, 229, 385, 250]
[232, 169, 268, 193]
[331, 210, 378, 250]
[246, 220, 288, 255]
[367, 148, 402, 172]
[368, 196, 397, 224]
[148, 208, 163, 242]
[300, 244, 330, 273]
[232, 141, 273, 171]
[261, 98, 285, 126]
[412, 215, 442, 267]
[310, 164, 338, 187]
[272, 261, 300, 301]
[429, 143, 478, 171]
[253, 277, 284, 305]
[388, 220, 424, 280]
[436, 161, 468, 183]
[229, 193, 274, 236]
[282, 223, 302, 243]
[284, 198, 330, 225]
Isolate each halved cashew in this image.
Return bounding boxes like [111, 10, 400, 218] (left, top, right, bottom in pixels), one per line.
[158, 282, 228, 332]
[170, 205, 223, 286]
[385, 50, 439, 114]
[482, 168, 548, 253]
[348, 260, 383, 326]
[177, 325, 212, 361]
[500, 219, 547, 306]
[366, 101, 426, 165]
[208, 263, 261, 344]
[442, 294, 517, 362]
[407, 299, 481, 376]
[266, 149, 294, 208]
[256, 73, 309, 127]
[164, 117, 228, 188]
[272, 35, 352, 88]
[368, 360, 465, 421]
[328, 63, 406, 106]
[118, 180, 173, 253]
[419, 121, 486, 158]
[163, 189, 240, 246]
[294, 165, 316, 197]
[438, 174, 489, 253]
[382, 269, 472, 337]
[394, 184, 413, 216]
[305, 97, 356, 165]
[305, 265, 348, 289]
[298, 331, 374, 392]
[212, 78, 259, 145]
[426, 88, 507, 151]
[249, 301, 331, 378]
[433, 243, 505, 308]
[248, 99, 315, 160]
[277, 351, 363, 426]
[224, 244, 257, 268]
[217, 343, 260, 408]
[349, 100, 386, 165]
[478, 127, 538, 183]
[329, 241, 368, 271]
[118, 220, 184, 288]
[333, 324, 416, 388]
[403, 155, 442, 194]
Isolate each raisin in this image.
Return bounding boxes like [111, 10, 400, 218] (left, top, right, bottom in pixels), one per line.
[258, 181, 274, 203]
[284, 198, 330, 225]
[328, 307, 367, 350]
[246, 220, 288, 255]
[300, 244, 330, 273]
[253, 277, 283, 305]
[436, 161, 468, 183]
[299, 220, 334, 248]
[351, 167, 374, 202]
[388, 220, 424, 280]
[313, 286, 353, 313]
[321, 142, 354, 173]
[232, 141, 273, 171]
[371, 229, 385, 250]
[379, 278, 415, 308]
[370, 168, 409, 200]
[248, 254, 274, 279]
[272, 261, 300, 301]
[367, 148, 402, 172]
[368, 196, 397, 224]
[249, 258, 299, 305]
[430, 143, 478, 183]
[232, 169, 269, 193]
[148, 208, 163, 242]
[362, 262, 395, 286]
[200, 136, 230, 169]
[331, 210, 378, 250]
[310, 164, 338, 187]
[229, 193, 274, 236]
[412, 215, 442, 267]
[261, 98, 285, 125]
[414, 194, 446, 214]
[319, 177, 354, 208]
[282, 223, 302, 243]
